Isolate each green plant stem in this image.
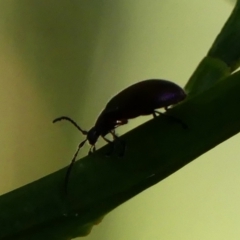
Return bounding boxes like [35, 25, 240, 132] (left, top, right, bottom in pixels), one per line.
[1, 2, 240, 239]
[1, 70, 240, 239]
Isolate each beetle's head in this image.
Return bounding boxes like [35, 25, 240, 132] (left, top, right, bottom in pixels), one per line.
[87, 127, 100, 145]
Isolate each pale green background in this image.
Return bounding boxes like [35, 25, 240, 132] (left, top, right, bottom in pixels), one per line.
[0, 1, 239, 240]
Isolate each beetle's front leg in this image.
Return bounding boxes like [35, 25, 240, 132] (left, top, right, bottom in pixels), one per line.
[88, 145, 96, 155]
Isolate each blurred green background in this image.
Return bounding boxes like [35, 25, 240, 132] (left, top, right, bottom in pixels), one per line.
[0, 0, 239, 239]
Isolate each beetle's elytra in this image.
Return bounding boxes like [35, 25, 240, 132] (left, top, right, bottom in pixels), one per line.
[53, 79, 187, 193]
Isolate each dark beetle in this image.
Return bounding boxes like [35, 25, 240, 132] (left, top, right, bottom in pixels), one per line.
[53, 79, 187, 192]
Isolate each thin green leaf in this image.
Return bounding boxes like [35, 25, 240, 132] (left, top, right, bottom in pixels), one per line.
[208, 0, 240, 71]
[184, 56, 230, 96]
[185, 0, 240, 96]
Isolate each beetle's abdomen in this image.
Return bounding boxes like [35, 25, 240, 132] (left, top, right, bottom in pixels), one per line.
[104, 79, 186, 120]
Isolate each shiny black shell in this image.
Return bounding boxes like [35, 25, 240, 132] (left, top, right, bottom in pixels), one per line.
[94, 79, 186, 135]
[105, 79, 185, 118]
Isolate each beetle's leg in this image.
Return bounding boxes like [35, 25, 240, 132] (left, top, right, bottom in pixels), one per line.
[88, 145, 96, 155]
[102, 120, 127, 157]
[102, 136, 115, 156]
[102, 136, 112, 144]
[110, 131, 126, 157]
[154, 110, 188, 129]
[88, 147, 92, 155]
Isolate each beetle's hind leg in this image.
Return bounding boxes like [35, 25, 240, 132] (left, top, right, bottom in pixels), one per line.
[154, 110, 188, 129]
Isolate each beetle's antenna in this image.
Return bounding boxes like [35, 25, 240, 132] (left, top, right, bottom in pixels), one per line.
[64, 139, 87, 194]
[53, 116, 88, 135]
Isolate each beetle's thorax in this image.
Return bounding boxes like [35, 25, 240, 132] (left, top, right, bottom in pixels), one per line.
[93, 111, 116, 138]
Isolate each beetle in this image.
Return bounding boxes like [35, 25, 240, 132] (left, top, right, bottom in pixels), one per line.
[53, 79, 187, 193]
